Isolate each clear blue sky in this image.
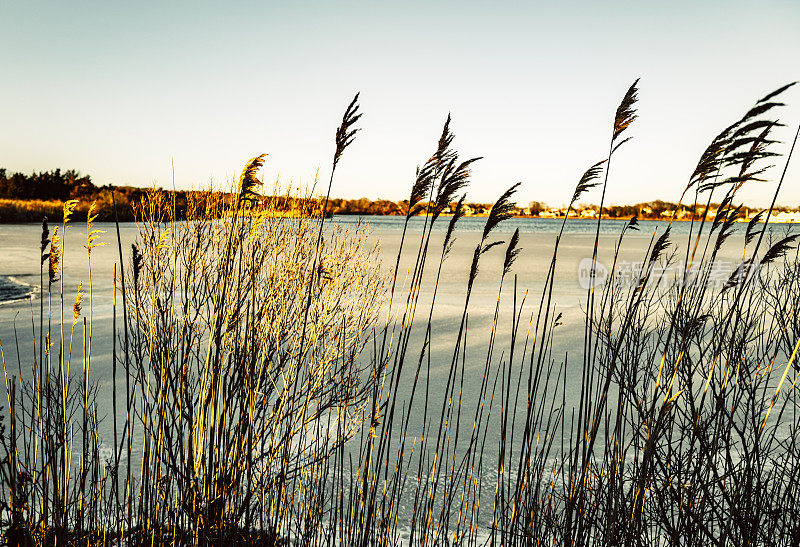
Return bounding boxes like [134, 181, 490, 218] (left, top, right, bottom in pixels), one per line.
[1, 0, 799, 207]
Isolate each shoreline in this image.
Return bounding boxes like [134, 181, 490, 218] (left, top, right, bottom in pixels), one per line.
[1, 214, 796, 224]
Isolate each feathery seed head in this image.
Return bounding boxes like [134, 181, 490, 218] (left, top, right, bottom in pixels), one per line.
[760, 234, 800, 265]
[436, 114, 455, 161]
[409, 115, 460, 215]
[690, 128, 733, 188]
[758, 82, 797, 104]
[435, 157, 481, 219]
[156, 228, 171, 255]
[333, 93, 362, 169]
[482, 183, 521, 241]
[88, 200, 99, 225]
[503, 228, 522, 277]
[132, 244, 143, 287]
[443, 194, 467, 257]
[739, 102, 786, 126]
[714, 205, 741, 252]
[613, 79, 640, 143]
[481, 240, 505, 256]
[409, 164, 435, 216]
[649, 228, 671, 267]
[695, 88, 794, 194]
[86, 201, 107, 254]
[711, 195, 733, 232]
[40, 217, 50, 263]
[637, 227, 670, 292]
[239, 154, 267, 203]
[571, 161, 606, 205]
[63, 199, 78, 224]
[73, 281, 83, 325]
[745, 210, 765, 247]
[48, 227, 61, 285]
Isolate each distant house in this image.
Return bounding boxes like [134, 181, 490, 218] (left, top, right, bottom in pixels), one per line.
[773, 211, 800, 223]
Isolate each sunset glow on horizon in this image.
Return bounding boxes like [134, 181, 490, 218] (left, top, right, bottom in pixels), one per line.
[2, 0, 799, 207]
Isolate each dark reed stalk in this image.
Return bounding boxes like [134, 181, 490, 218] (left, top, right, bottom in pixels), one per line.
[111, 191, 134, 536]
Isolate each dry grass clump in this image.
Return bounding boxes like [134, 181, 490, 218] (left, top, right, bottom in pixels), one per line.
[0, 199, 65, 222]
[0, 132, 386, 544]
[124, 185, 384, 541]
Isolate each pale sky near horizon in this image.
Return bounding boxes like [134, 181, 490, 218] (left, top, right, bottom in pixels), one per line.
[1, 1, 799, 207]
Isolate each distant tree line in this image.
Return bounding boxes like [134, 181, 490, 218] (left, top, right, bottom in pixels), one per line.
[0, 167, 182, 222]
[0, 168, 101, 201]
[1, 167, 794, 223]
[325, 197, 405, 216]
[0, 167, 329, 222]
